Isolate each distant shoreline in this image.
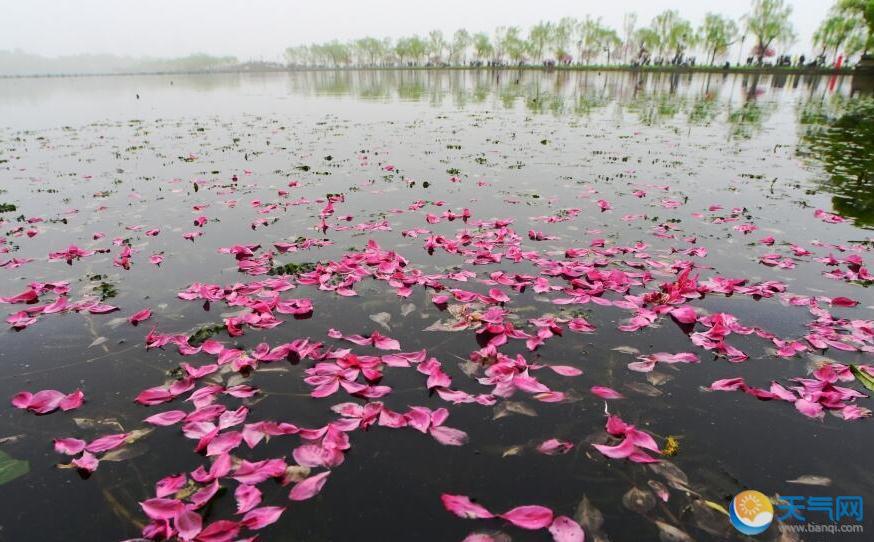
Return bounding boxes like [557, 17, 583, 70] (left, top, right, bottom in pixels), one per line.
[0, 65, 857, 79]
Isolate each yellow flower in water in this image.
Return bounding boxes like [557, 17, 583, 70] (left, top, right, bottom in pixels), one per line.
[662, 436, 680, 457]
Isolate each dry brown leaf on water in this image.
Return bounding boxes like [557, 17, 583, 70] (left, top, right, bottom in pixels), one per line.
[493, 401, 538, 419]
[654, 521, 694, 542]
[622, 486, 656, 514]
[574, 494, 605, 533]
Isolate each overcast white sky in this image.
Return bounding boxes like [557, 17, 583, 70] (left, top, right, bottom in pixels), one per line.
[2, 0, 832, 61]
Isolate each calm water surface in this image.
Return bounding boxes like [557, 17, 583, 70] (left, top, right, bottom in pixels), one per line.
[0, 70, 872, 541]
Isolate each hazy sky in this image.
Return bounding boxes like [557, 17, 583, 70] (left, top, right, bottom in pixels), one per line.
[3, 0, 831, 61]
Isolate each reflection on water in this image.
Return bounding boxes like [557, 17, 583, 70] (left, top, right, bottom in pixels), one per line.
[799, 96, 874, 227]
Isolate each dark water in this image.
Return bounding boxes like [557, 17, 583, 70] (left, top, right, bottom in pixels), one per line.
[0, 70, 872, 541]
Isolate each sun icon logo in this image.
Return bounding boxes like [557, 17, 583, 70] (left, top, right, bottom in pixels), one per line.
[729, 490, 774, 535]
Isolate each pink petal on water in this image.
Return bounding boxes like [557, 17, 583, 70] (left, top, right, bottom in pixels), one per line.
[240, 506, 285, 530]
[549, 365, 582, 377]
[592, 437, 636, 459]
[669, 306, 697, 324]
[537, 438, 574, 455]
[53, 437, 86, 455]
[10, 391, 34, 409]
[549, 516, 585, 542]
[145, 410, 187, 426]
[709, 378, 747, 391]
[830, 296, 859, 307]
[72, 451, 99, 472]
[590, 386, 623, 399]
[175, 508, 202, 541]
[193, 519, 240, 542]
[429, 426, 469, 446]
[155, 473, 187, 498]
[288, 470, 331, 501]
[140, 498, 184, 520]
[129, 308, 152, 324]
[86, 433, 129, 453]
[59, 389, 85, 411]
[234, 484, 262, 514]
[794, 398, 825, 419]
[500, 505, 555, 530]
[20, 389, 65, 413]
[206, 431, 242, 456]
[440, 494, 495, 519]
[371, 331, 401, 351]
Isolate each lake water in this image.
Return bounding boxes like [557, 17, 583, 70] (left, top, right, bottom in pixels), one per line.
[0, 69, 872, 541]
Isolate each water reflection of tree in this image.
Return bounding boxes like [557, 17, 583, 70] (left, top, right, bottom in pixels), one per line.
[799, 96, 874, 227]
[726, 74, 779, 139]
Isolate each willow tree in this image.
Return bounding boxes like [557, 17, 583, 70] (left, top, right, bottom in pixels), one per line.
[814, 13, 863, 61]
[744, 0, 795, 64]
[622, 13, 638, 63]
[395, 36, 427, 65]
[698, 13, 739, 65]
[666, 17, 696, 61]
[472, 33, 493, 62]
[552, 17, 577, 62]
[449, 29, 471, 65]
[502, 26, 528, 64]
[577, 16, 606, 64]
[634, 28, 661, 61]
[428, 30, 447, 63]
[838, 0, 874, 55]
[651, 10, 683, 58]
[528, 22, 554, 63]
[353, 37, 385, 66]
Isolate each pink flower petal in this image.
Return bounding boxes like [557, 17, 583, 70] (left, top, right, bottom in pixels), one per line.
[590, 386, 623, 399]
[54, 437, 86, 455]
[288, 470, 331, 501]
[500, 505, 554, 530]
[549, 516, 585, 542]
[235, 484, 262, 514]
[429, 426, 469, 446]
[441, 494, 495, 519]
[145, 410, 188, 426]
[241, 506, 285, 530]
[537, 438, 574, 455]
[175, 508, 202, 541]
[140, 498, 184, 520]
[72, 451, 99, 472]
[549, 365, 582, 377]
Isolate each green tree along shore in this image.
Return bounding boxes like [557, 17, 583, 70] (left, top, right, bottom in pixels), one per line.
[1, 0, 872, 76]
[285, 0, 873, 69]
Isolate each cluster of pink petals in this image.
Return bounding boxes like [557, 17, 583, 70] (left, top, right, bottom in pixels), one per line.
[709, 363, 871, 420]
[48, 244, 98, 264]
[54, 432, 130, 473]
[2, 281, 117, 330]
[11, 389, 84, 414]
[442, 494, 584, 542]
[592, 414, 661, 463]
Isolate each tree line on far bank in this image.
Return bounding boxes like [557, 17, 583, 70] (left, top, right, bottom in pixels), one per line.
[284, 0, 874, 69]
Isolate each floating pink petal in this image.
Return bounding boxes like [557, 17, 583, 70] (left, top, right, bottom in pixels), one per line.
[289, 470, 331, 501]
[549, 516, 585, 542]
[590, 386, 623, 399]
[537, 438, 574, 455]
[441, 494, 495, 519]
[54, 437, 86, 455]
[241, 506, 285, 530]
[500, 505, 555, 530]
[129, 308, 152, 325]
